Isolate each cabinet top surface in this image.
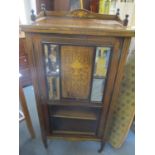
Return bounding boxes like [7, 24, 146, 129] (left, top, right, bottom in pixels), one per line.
[21, 9, 134, 37]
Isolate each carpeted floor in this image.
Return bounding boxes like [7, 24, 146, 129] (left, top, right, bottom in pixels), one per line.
[19, 86, 135, 155]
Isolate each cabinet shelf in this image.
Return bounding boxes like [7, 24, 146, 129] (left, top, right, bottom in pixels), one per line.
[52, 130, 95, 136]
[51, 109, 97, 120]
[50, 116, 98, 134]
[48, 100, 102, 108]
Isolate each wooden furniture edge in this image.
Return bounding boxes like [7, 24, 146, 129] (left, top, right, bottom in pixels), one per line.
[20, 26, 135, 37]
[103, 37, 132, 141]
[47, 135, 101, 142]
[25, 33, 48, 147]
[21, 9, 135, 37]
[98, 38, 122, 137]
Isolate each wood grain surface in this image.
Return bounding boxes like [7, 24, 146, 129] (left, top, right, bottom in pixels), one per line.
[61, 46, 94, 99]
[20, 9, 134, 37]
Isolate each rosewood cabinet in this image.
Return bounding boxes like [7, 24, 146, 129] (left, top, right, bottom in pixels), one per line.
[21, 9, 134, 152]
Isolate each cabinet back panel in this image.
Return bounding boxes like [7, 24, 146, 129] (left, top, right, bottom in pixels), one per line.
[51, 117, 97, 134]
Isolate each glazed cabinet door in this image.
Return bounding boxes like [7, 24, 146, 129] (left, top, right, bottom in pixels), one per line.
[31, 34, 122, 137]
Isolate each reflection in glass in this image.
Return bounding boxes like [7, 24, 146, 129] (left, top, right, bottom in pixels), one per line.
[44, 44, 60, 100]
[44, 44, 59, 76]
[91, 47, 111, 102]
[91, 79, 105, 102]
[94, 47, 111, 78]
[47, 76, 60, 100]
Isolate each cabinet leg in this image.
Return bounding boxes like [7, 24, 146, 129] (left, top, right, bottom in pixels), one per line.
[43, 138, 48, 149]
[19, 82, 35, 139]
[98, 141, 105, 153]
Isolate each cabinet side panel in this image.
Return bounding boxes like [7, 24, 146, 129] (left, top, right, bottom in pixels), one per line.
[103, 38, 131, 140]
[25, 33, 48, 145]
[98, 38, 122, 137]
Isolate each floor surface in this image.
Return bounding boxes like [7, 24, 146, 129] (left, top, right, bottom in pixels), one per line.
[19, 86, 135, 155]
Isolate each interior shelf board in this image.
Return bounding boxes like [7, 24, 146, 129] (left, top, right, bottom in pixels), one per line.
[52, 130, 95, 136]
[51, 109, 97, 120]
[48, 101, 102, 108]
[48, 134, 100, 141]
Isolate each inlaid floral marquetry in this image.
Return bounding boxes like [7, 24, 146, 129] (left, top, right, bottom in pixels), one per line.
[61, 46, 94, 99]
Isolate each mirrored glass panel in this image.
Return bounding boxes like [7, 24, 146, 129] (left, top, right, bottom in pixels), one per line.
[94, 47, 111, 78]
[44, 44, 60, 100]
[91, 79, 105, 102]
[44, 44, 59, 76]
[47, 76, 60, 100]
[91, 47, 111, 102]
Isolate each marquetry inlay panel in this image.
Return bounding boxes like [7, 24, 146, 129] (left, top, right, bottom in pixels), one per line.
[61, 46, 94, 99]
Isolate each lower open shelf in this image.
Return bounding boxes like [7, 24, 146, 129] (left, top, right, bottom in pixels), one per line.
[50, 117, 98, 135]
[52, 130, 95, 136]
[51, 108, 98, 120]
[47, 133, 101, 141]
[48, 104, 101, 137]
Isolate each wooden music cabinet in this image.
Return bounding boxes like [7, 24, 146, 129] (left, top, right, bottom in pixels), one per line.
[21, 9, 134, 152]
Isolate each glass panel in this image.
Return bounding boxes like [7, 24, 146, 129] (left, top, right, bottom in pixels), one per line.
[91, 79, 105, 102]
[44, 44, 60, 100]
[47, 76, 60, 100]
[94, 47, 111, 78]
[91, 47, 111, 102]
[44, 44, 59, 76]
